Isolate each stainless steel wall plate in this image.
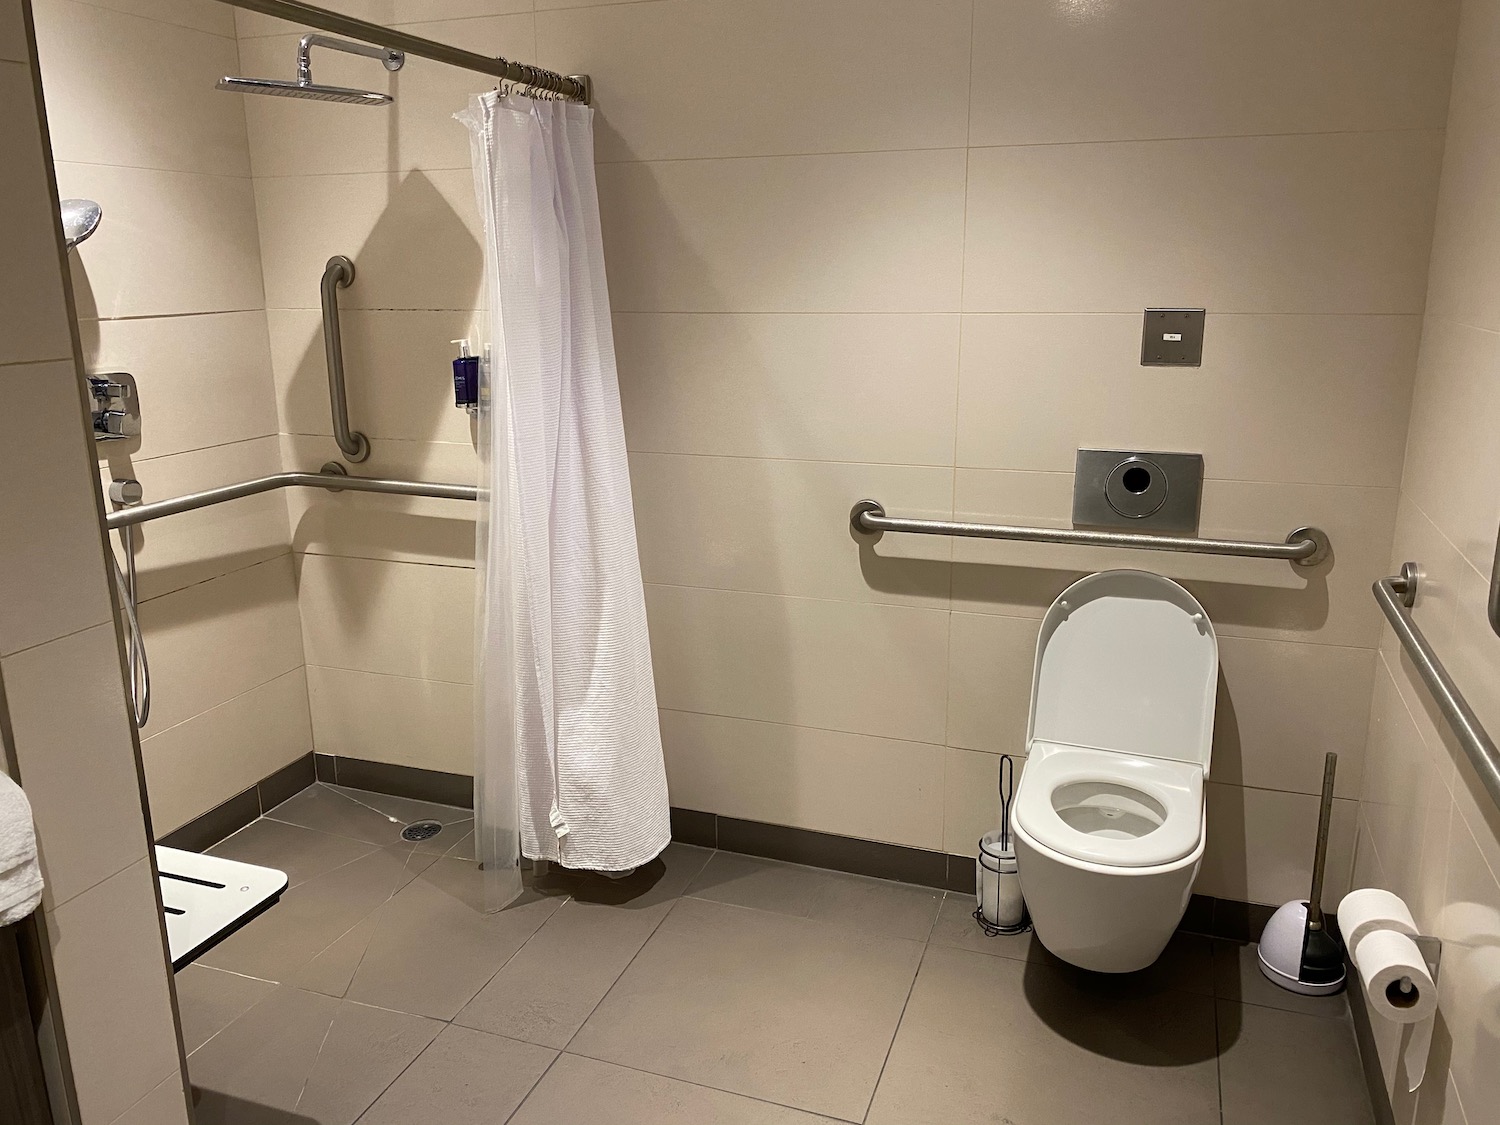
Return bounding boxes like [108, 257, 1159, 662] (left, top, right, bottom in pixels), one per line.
[1072, 449, 1204, 534]
[1141, 308, 1205, 366]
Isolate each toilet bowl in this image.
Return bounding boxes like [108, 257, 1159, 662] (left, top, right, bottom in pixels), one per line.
[1011, 570, 1217, 973]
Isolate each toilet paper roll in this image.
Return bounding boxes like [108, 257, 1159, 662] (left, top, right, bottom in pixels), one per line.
[1338, 887, 1418, 951]
[1353, 928, 1437, 1092]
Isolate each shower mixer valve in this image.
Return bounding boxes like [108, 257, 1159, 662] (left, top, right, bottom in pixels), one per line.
[86, 372, 141, 443]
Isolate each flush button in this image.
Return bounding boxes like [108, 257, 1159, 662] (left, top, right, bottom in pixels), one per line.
[1073, 449, 1204, 534]
[1104, 456, 1168, 519]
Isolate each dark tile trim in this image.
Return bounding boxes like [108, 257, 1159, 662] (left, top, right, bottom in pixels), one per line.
[156, 752, 317, 852]
[1345, 951, 1397, 1125]
[326, 755, 473, 809]
[314, 752, 338, 783]
[669, 807, 717, 848]
[716, 815, 948, 889]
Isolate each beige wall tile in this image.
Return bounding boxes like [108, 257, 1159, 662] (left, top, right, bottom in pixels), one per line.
[33, 0, 251, 175]
[1212, 636, 1374, 797]
[955, 313, 1421, 488]
[255, 169, 482, 312]
[0, 361, 115, 657]
[1449, 559, 1500, 742]
[306, 663, 472, 774]
[949, 469, 1397, 648]
[644, 584, 949, 745]
[536, 0, 971, 162]
[962, 130, 1444, 315]
[234, 0, 531, 38]
[298, 553, 474, 683]
[79, 0, 234, 36]
[137, 553, 304, 733]
[238, 16, 532, 177]
[615, 312, 961, 465]
[118, 435, 291, 601]
[969, 0, 1458, 147]
[1200, 783, 1356, 905]
[1425, 94, 1500, 332]
[943, 747, 1026, 856]
[81, 310, 279, 461]
[1436, 812, 1500, 1120]
[267, 307, 480, 445]
[57, 162, 264, 318]
[141, 666, 312, 832]
[0, 0, 26, 61]
[660, 709, 945, 851]
[46, 859, 182, 1122]
[281, 435, 478, 567]
[1400, 319, 1500, 570]
[944, 612, 1038, 755]
[3, 622, 149, 906]
[597, 149, 967, 313]
[0, 62, 73, 365]
[629, 453, 952, 608]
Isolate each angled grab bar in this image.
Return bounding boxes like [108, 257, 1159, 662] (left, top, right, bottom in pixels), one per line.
[104, 468, 476, 529]
[849, 500, 1331, 566]
[321, 255, 369, 463]
[1375, 563, 1500, 812]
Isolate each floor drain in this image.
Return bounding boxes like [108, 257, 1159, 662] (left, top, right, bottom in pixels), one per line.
[401, 820, 443, 842]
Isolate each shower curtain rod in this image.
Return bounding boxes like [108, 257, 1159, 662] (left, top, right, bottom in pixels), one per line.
[103, 468, 476, 530]
[209, 0, 591, 102]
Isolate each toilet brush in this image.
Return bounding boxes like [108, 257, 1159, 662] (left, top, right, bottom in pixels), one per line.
[1257, 752, 1347, 995]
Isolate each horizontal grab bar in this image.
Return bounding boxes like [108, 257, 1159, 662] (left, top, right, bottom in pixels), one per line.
[105, 469, 476, 530]
[850, 500, 1331, 566]
[1375, 564, 1500, 813]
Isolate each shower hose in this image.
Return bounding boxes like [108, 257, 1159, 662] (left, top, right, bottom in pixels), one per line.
[112, 523, 151, 729]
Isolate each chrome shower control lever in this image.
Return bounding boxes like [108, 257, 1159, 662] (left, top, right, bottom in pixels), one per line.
[86, 372, 141, 444]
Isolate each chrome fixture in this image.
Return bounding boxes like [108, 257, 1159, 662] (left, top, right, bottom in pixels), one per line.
[105, 468, 475, 530]
[1072, 449, 1204, 535]
[207, 0, 589, 101]
[218, 33, 404, 105]
[59, 198, 102, 250]
[850, 500, 1332, 566]
[320, 255, 368, 462]
[1375, 563, 1499, 811]
[85, 372, 141, 444]
[108, 479, 150, 729]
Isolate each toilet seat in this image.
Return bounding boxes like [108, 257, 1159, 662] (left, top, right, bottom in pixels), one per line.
[1013, 743, 1203, 868]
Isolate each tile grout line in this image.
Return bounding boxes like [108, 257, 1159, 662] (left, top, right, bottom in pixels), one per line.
[498, 1048, 566, 1125]
[860, 941, 928, 1124]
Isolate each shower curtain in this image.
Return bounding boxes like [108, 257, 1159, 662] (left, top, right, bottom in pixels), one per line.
[460, 91, 670, 898]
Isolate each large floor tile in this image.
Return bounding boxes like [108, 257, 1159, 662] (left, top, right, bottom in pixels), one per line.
[188, 986, 440, 1125]
[197, 845, 436, 982]
[866, 945, 1220, 1125]
[174, 965, 276, 1055]
[510, 1053, 842, 1125]
[1213, 940, 1355, 1019]
[207, 818, 377, 889]
[263, 783, 430, 845]
[294, 856, 566, 1020]
[1217, 1000, 1373, 1125]
[684, 851, 941, 942]
[456, 844, 712, 1047]
[569, 897, 923, 1120]
[356, 1025, 557, 1125]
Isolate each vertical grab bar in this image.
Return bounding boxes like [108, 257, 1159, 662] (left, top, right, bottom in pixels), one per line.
[320, 254, 369, 463]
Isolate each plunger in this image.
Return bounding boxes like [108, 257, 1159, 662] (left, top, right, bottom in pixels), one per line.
[1256, 752, 1347, 995]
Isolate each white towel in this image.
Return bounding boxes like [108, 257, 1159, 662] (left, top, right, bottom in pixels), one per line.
[0, 772, 43, 926]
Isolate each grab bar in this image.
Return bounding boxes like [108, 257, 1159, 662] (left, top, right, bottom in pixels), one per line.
[321, 255, 369, 463]
[849, 500, 1332, 566]
[104, 467, 475, 529]
[1375, 563, 1500, 811]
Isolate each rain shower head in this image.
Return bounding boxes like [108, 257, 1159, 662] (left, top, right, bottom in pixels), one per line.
[60, 198, 102, 249]
[218, 33, 403, 106]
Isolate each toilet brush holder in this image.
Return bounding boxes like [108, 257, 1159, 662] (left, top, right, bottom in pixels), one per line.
[975, 830, 1029, 935]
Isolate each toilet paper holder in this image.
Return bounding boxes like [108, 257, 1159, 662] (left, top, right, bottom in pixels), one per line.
[1401, 932, 1442, 984]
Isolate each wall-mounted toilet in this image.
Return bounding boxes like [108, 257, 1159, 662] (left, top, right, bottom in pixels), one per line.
[1012, 570, 1218, 973]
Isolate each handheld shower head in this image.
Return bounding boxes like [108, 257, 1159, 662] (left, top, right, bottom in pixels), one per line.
[218, 33, 403, 106]
[60, 198, 102, 249]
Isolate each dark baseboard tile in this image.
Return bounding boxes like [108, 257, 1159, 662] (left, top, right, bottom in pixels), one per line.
[323, 755, 474, 809]
[157, 752, 319, 852]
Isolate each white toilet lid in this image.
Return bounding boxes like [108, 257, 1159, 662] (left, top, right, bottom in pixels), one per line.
[1013, 744, 1204, 867]
[1029, 570, 1218, 771]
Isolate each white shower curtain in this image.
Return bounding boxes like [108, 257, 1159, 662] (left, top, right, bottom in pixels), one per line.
[460, 91, 669, 894]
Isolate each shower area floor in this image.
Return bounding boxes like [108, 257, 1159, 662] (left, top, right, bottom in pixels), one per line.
[178, 782, 1376, 1124]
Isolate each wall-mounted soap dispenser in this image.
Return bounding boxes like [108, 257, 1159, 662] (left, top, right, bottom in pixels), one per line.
[452, 339, 479, 415]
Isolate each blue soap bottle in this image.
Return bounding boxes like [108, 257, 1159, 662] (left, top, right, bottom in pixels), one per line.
[452, 339, 479, 414]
